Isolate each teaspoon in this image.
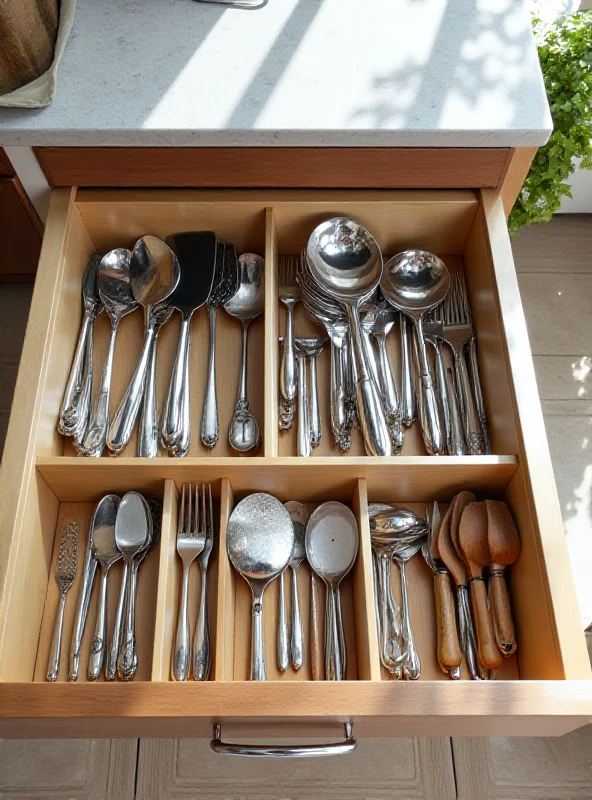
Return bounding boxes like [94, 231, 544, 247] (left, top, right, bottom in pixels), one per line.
[78, 249, 138, 457]
[224, 254, 265, 452]
[381, 251, 450, 455]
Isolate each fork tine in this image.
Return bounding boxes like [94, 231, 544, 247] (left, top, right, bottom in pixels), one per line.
[188, 483, 194, 536]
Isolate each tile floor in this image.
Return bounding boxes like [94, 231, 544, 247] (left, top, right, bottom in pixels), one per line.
[0, 215, 590, 798]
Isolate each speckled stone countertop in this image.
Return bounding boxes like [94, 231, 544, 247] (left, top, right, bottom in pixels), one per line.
[0, 0, 552, 147]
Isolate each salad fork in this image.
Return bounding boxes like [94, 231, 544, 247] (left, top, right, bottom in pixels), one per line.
[192, 484, 215, 681]
[172, 485, 205, 681]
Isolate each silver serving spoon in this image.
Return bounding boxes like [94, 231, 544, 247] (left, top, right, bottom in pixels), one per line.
[78, 249, 138, 457]
[306, 501, 358, 681]
[393, 539, 425, 680]
[224, 254, 265, 452]
[115, 491, 152, 681]
[87, 494, 121, 681]
[381, 251, 450, 455]
[227, 493, 294, 680]
[306, 217, 391, 457]
[58, 255, 101, 439]
[285, 501, 309, 671]
[107, 236, 180, 455]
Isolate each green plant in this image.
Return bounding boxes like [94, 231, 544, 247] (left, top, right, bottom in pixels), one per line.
[509, 12, 592, 234]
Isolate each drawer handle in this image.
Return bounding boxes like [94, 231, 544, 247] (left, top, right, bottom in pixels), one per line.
[210, 723, 356, 758]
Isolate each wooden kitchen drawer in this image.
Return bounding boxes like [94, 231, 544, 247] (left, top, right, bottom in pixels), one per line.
[0, 187, 590, 740]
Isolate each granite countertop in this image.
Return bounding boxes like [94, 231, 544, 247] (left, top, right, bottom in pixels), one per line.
[0, 0, 552, 147]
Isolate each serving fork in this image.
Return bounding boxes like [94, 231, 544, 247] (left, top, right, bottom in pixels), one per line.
[440, 273, 486, 455]
[192, 484, 215, 681]
[172, 484, 206, 681]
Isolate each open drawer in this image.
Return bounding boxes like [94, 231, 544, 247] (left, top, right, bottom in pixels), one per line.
[0, 187, 590, 740]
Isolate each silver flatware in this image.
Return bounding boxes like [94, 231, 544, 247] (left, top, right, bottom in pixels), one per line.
[227, 493, 294, 681]
[306, 218, 391, 457]
[107, 236, 180, 455]
[424, 317, 459, 455]
[68, 496, 114, 681]
[58, 255, 101, 439]
[78, 249, 138, 457]
[107, 497, 158, 681]
[161, 232, 217, 454]
[392, 539, 424, 680]
[88, 495, 121, 681]
[115, 491, 152, 681]
[400, 316, 417, 427]
[46, 522, 79, 681]
[279, 255, 301, 426]
[370, 298, 403, 453]
[172, 485, 206, 681]
[138, 303, 175, 457]
[285, 501, 309, 671]
[192, 484, 215, 681]
[306, 501, 358, 681]
[224, 253, 265, 452]
[293, 342, 311, 458]
[294, 337, 327, 449]
[202, 243, 239, 448]
[381, 250, 450, 455]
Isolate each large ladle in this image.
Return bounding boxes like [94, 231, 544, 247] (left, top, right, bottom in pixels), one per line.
[381, 250, 449, 455]
[306, 218, 392, 457]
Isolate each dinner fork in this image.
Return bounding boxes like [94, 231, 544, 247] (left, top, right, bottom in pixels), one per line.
[424, 316, 466, 455]
[192, 484, 214, 681]
[172, 485, 205, 682]
[441, 274, 486, 455]
[455, 272, 490, 453]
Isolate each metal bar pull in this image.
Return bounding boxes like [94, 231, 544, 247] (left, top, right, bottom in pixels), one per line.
[210, 723, 356, 758]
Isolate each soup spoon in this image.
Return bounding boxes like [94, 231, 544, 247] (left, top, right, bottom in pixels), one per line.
[306, 217, 391, 457]
[381, 250, 449, 455]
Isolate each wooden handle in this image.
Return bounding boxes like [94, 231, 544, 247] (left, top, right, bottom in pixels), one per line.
[310, 572, 324, 681]
[469, 579, 503, 670]
[490, 573, 517, 656]
[434, 572, 462, 673]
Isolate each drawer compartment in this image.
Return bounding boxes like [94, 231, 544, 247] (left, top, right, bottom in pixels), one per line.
[0, 187, 590, 739]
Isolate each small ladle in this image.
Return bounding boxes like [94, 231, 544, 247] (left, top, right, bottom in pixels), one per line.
[380, 250, 450, 455]
[306, 501, 359, 681]
[78, 249, 138, 457]
[224, 254, 265, 452]
[306, 218, 391, 457]
[107, 236, 180, 455]
[227, 493, 294, 680]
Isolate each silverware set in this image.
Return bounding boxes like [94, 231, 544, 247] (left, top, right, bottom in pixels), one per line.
[227, 494, 358, 681]
[46, 493, 161, 681]
[172, 483, 215, 681]
[278, 217, 489, 457]
[58, 236, 265, 456]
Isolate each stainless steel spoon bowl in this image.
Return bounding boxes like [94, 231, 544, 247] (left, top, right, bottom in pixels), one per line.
[227, 493, 294, 680]
[381, 251, 450, 455]
[306, 218, 391, 457]
[78, 249, 138, 457]
[107, 236, 180, 455]
[224, 254, 265, 453]
[306, 501, 358, 680]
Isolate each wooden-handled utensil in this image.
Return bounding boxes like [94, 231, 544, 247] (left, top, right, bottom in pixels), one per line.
[424, 503, 462, 677]
[436, 496, 482, 680]
[486, 499, 521, 656]
[458, 502, 503, 671]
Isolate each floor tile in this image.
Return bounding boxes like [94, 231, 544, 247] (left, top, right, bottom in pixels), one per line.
[512, 214, 592, 273]
[534, 355, 592, 401]
[453, 725, 592, 799]
[137, 737, 455, 800]
[517, 272, 592, 356]
[542, 413, 592, 627]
